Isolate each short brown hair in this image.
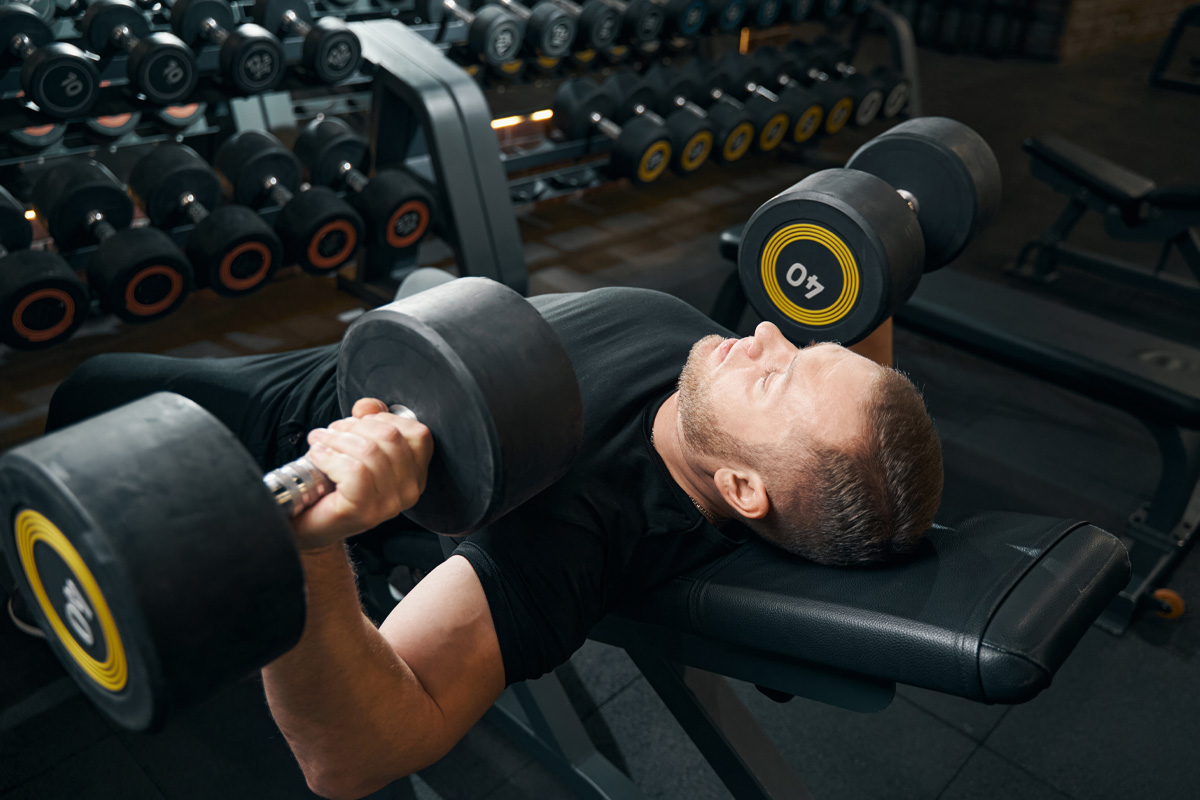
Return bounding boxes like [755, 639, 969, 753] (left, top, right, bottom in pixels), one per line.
[743, 369, 943, 566]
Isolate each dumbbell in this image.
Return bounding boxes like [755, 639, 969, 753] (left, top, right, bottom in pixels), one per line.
[416, 0, 522, 68]
[485, 0, 576, 61]
[743, 0, 782, 28]
[214, 130, 364, 276]
[251, 0, 362, 84]
[647, 63, 755, 165]
[31, 160, 193, 324]
[657, 0, 709, 38]
[867, 65, 911, 119]
[763, 43, 856, 137]
[155, 101, 207, 129]
[709, 52, 811, 153]
[603, 70, 710, 175]
[804, 38, 885, 128]
[0, 4, 99, 118]
[78, 0, 198, 106]
[0, 185, 89, 350]
[130, 144, 284, 297]
[553, 77, 673, 185]
[294, 117, 436, 252]
[705, 0, 746, 34]
[606, 0, 665, 45]
[684, 60, 783, 155]
[648, 63, 748, 167]
[737, 117, 1001, 345]
[7, 122, 65, 152]
[548, 0, 620, 64]
[783, 0, 814, 21]
[0, 275, 584, 731]
[166, 0, 286, 94]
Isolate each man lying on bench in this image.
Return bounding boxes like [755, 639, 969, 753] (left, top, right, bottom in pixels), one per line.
[38, 279, 942, 799]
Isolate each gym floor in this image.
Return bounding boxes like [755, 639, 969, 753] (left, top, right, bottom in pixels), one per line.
[2, 32, 1199, 800]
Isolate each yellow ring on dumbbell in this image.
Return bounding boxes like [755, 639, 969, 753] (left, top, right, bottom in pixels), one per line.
[637, 140, 672, 183]
[759, 113, 789, 152]
[825, 97, 854, 135]
[723, 121, 755, 162]
[679, 130, 713, 172]
[759, 224, 859, 326]
[793, 105, 824, 143]
[15, 509, 128, 692]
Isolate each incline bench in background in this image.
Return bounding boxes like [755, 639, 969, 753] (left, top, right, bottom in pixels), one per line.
[1015, 134, 1200, 302]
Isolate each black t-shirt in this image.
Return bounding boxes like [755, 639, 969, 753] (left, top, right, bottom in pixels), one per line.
[455, 287, 748, 686]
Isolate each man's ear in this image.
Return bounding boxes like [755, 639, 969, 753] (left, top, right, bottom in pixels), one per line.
[714, 466, 769, 520]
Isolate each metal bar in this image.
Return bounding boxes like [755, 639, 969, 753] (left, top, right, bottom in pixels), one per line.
[870, 0, 922, 117]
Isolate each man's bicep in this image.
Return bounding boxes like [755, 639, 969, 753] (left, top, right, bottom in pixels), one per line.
[377, 554, 505, 744]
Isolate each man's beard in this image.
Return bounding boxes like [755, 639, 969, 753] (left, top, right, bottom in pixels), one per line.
[677, 335, 738, 461]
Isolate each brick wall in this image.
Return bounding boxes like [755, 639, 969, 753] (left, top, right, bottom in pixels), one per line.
[1059, 0, 1191, 62]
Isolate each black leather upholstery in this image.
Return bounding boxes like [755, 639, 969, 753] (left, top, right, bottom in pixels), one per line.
[1024, 135, 1157, 215]
[611, 512, 1128, 704]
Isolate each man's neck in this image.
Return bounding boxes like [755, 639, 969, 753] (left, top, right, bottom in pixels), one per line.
[652, 392, 727, 524]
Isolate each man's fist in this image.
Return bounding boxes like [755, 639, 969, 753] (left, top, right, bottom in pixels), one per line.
[290, 398, 433, 552]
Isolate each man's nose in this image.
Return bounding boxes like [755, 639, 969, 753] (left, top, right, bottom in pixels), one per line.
[753, 321, 787, 351]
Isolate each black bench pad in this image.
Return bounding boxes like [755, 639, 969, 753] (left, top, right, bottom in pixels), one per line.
[611, 512, 1128, 704]
[896, 270, 1200, 430]
[1024, 135, 1157, 212]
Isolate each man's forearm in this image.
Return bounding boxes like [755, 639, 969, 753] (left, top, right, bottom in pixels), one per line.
[262, 546, 441, 798]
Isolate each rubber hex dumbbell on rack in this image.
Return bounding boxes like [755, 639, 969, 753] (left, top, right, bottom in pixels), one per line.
[1, 275, 584, 731]
[417, 0, 522, 69]
[167, 0, 286, 94]
[770, 42, 857, 137]
[32, 160, 193, 324]
[705, 0, 746, 34]
[685, 60, 782, 155]
[806, 37, 885, 128]
[658, 0, 709, 39]
[548, 0, 619, 65]
[251, 0, 362, 84]
[130, 144, 284, 297]
[742, 46, 826, 145]
[214, 130, 364, 276]
[78, 0, 198, 105]
[294, 117, 436, 252]
[743, 0, 782, 28]
[607, 0, 665, 46]
[709, 52, 804, 153]
[0, 5, 99, 118]
[646, 63, 756, 167]
[603, 70, 711, 175]
[737, 117, 1001, 344]
[486, 0, 577, 62]
[867, 64, 911, 119]
[553, 78, 673, 185]
[0, 185, 89, 350]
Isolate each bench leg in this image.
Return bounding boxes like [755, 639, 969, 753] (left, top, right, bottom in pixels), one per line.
[487, 673, 649, 800]
[1017, 198, 1087, 281]
[1176, 226, 1200, 286]
[627, 651, 817, 800]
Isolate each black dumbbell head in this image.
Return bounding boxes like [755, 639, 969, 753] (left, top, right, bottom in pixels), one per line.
[88, 227, 193, 323]
[0, 250, 89, 350]
[645, 64, 695, 114]
[32, 160, 133, 250]
[129, 144, 222, 228]
[746, 0, 782, 27]
[469, 6, 522, 67]
[188, 205, 283, 296]
[845, 117, 1002, 270]
[710, 0, 746, 32]
[622, 0, 665, 43]
[22, 42, 100, 118]
[843, 73, 883, 127]
[214, 130, 302, 206]
[745, 94, 789, 152]
[219, 23, 285, 94]
[0, 6, 52, 68]
[610, 115, 672, 185]
[871, 66, 910, 118]
[127, 33, 198, 105]
[0, 186, 33, 252]
[170, 0, 236, 47]
[80, 0, 150, 55]
[276, 187, 363, 275]
[787, 0, 814, 20]
[7, 122, 65, 151]
[664, 110, 713, 175]
[294, 117, 369, 187]
[601, 71, 656, 124]
[552, 78, 615, 140]
[301, 17, 361, 83]
[578, 0, 619, 50]
[706, 102, 756, 163]
[779, 85, 825, 143]
[349, 169, 434, 250]
[665, 0, 708, 36]
[528, 1, 576, 59]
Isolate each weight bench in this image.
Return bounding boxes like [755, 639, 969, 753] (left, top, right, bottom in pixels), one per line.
[1015, 134, 1200, 300]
